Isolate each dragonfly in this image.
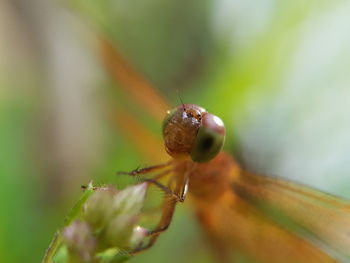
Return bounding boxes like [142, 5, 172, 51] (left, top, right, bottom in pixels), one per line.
[119, 103, 350, 263]
[99, 38, 350, 262]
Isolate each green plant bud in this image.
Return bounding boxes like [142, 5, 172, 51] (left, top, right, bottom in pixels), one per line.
[112, 183, 147, 216]
[104, 215, 138, 248]
[83, 186, 115, 230]
[102, 183, 148, 248]
[96, 247, 132, 263]
[129, 225, 148, 248]
[63, 220, 96, 262]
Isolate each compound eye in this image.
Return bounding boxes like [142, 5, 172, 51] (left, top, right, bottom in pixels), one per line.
[162, 107, 178, 134]
[190, 113, 225, 163]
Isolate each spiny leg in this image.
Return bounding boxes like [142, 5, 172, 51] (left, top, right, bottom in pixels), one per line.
[131, 178, 189, 254]
[143, 178, 188, 203]
[132, 196, 177, 254]
[117, 161, 172, 176]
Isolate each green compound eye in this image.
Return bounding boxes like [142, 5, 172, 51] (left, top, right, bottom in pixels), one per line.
[190, 113, 225, 163]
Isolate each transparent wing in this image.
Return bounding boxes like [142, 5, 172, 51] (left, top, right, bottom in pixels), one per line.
[225, 170, 350, 262]
[198, 194, 335, 262]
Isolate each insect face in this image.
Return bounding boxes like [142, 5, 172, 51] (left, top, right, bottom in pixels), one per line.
[162, 104, 225, 162]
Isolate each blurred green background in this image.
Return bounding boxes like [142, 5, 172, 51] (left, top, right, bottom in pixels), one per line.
[2, 0, 350, 262]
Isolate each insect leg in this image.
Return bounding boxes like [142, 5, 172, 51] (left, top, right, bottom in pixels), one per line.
[117, 161, 172, 177]
[131, 195, 177, 254]
[143, 178, 188, 203]
[131, 178, 190, 254]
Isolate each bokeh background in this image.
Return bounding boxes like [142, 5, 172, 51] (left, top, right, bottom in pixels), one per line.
[2, 0, 350, 262]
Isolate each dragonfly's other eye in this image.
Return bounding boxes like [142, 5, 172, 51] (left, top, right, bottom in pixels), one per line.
[162, 104, 225, 163]
[190, 113, 225, 162]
